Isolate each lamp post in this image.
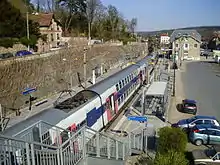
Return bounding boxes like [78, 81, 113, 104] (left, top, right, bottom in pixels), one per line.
[172, 51, 177, 97]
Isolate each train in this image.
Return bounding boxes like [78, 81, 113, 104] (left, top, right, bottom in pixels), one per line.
[2, 55, 150, 146]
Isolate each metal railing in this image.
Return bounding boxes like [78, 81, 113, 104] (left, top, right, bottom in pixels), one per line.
[0, 124, 143, 165]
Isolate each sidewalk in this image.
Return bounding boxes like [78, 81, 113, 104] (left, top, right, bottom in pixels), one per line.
[167, 62, 192, 124]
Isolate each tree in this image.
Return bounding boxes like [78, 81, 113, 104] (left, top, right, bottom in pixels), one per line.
[154, 150, 188, 165]
[86, 0, 102, 39]
[0, 0, 40, 48]
[157, 126, 187, 154]
[56, 0, 87, 35]
[130, 18, 137, 36]
[107, 5, 119, 40]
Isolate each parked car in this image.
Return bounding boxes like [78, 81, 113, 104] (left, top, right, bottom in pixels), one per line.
[190, 124, 220, 146]
[192, 145, 220, 164]
[15, 50, 32, 57]
[171, 116, 220, 132]
[182, 99, 197, 115]
[0, 52, 14, 59]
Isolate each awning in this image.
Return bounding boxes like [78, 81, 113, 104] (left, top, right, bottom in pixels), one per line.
[146, 81, 167, 96]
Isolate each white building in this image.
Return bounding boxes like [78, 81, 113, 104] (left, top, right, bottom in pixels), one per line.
[160, 34, 170, 45]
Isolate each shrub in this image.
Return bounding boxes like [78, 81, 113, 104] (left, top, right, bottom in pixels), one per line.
[154, 150, 189, 165]
[157, 126, 187, 154]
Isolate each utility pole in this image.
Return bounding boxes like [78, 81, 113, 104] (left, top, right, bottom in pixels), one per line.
[173, 53, 176, 97]
[26, 11, 30, 51]
[142, 87, 146, 152]
[0, 104, 3, 131]
[84, 47, 87, 88]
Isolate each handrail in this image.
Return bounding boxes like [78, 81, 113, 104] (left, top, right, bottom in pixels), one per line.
[0, 133, 59, 149]
[12, 120, 72, 137]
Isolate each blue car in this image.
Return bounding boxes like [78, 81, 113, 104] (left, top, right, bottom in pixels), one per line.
[15, 50, 32, 57]
[171, 116, 220, 132]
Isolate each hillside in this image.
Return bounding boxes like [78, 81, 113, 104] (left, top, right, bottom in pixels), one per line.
[138, 26, 220, 39]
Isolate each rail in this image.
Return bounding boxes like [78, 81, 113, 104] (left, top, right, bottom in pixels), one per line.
[0, 125, 143, 165]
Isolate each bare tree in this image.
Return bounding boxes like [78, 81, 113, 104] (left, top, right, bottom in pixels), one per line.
[130, 18, 137, 36]
[86, 0, 102, 41]
[107, 5, 119, 40]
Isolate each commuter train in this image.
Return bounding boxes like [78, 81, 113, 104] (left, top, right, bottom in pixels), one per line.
[2, 56, 150, 145]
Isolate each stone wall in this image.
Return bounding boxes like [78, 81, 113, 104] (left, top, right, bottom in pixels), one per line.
[0, 44, 147, 110]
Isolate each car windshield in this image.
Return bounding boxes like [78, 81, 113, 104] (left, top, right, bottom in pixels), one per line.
[184, 103, 196, 107]
[205, 148, 217, 158]
[187, 116, 197, 123]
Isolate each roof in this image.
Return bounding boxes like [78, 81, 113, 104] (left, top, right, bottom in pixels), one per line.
[170, 29, 201, 43]
[30, 13, 54, 27]
[88, 56, 150, 95]
[195, 124, 220, 130]
[183, 99, 196, 104]
[195, 115, 216, 120]
[146, 81, 167, 96]
[2, 108, 67, 137]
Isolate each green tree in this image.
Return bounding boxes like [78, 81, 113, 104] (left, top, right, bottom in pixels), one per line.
[154, 150, 189, 165]
[0, 0, 40, 48]
[157, 126, 187, 154]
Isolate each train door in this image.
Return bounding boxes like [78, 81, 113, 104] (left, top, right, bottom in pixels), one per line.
[106, 93, 117, 121]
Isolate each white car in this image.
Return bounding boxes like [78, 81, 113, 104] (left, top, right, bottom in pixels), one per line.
[183, 56, 194, 61]
[193, 145, 220, 164]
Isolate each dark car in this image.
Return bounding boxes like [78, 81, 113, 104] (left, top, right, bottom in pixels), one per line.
[15, 50, 32, 57]
[0, 52, 14, 59]
[192, 145, 220, 164]
[182, 99, 197, 115]
[171, 115, 220, 132]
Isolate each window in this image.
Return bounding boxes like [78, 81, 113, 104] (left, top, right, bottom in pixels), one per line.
[194, 120, 203, 125]
[204, 120, 212, 124]
[184, 43, 189, 49]
[175, 44, 178, 47]
[194, 44, 197, 48]
[119, 81, 122, 89]
[57, 33, 60, 40]
[216, 131, 220, 136]
[122, 79, 125, 86]
[116, 84, 119, 91]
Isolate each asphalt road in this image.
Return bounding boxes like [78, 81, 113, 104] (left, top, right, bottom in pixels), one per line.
[182, 60, 220, 119]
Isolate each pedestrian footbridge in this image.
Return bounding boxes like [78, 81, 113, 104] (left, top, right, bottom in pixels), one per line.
[0, 120, 146, 165]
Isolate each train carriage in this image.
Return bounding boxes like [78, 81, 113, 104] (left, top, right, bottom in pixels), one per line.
[2, 56, 150, 146]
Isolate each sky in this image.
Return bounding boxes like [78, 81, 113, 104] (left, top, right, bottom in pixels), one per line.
[102, 0, 220, 31]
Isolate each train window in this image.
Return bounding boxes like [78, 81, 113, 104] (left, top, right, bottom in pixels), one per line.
[118, 97, 121, 105]
[122, 79, 125, 86]
[125, 78, 127, 84]
[116, 84, 119, 91]
[119, 81, 122, 89]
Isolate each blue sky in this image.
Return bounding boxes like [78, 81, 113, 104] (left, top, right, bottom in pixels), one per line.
[102, 0, 220, 31]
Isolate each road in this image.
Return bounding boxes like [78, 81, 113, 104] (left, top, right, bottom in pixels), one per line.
[182, 59, 220, 119]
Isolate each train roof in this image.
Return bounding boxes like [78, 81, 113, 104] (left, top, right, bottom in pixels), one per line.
[2, 108, 67, 137]
[88, 56, 150, 95]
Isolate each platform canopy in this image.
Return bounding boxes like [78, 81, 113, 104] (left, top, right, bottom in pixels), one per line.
[146, 81, 167, 96]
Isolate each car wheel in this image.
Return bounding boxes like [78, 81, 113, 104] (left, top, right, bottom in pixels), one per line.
[195, 139, 203, 146]
[182, 128, 188, 132]
[193, 111, 197, 115]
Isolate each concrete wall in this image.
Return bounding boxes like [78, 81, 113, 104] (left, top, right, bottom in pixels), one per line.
[0, 44, 147, 111]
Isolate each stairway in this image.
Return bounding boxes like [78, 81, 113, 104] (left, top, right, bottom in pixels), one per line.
[0, 120, 144, 165]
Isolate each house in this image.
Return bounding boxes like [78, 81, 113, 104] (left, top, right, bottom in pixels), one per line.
[160, 33, 170, 45]
[31, 13, 63, 52]
[170, 30, 201, 61]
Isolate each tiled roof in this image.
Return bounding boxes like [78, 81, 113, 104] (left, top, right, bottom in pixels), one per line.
[170, 30, 201, 43]
[30, 13, 53, 27]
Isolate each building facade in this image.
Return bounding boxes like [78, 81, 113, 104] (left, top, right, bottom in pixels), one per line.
[170, 30, 201, 61]
[31, 13, 63, 52]
[160, 34, 170, 45]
